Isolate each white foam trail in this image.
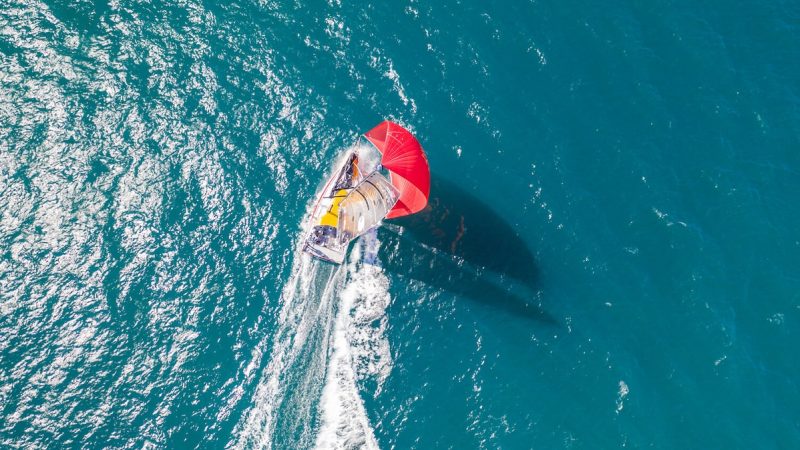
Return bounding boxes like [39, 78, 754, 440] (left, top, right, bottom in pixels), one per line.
[314, 240, 393, 450]
[231, 251, 343, 450]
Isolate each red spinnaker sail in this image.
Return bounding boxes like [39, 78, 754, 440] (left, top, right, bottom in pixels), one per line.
[365, 121, 430, 219]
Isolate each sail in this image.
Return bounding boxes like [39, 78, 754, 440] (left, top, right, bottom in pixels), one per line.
[364, 121, 430, 219]
[337, 171, 399, 243]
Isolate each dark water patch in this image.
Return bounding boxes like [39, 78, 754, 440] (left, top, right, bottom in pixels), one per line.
[390, 177, 539, 288]
[380, 177, 554, 325]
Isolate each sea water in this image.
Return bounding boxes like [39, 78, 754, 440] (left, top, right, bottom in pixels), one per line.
[1, 0, 798, 448]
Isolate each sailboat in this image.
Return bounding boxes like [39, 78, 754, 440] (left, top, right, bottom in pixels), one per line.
[302, 121, 430, 264]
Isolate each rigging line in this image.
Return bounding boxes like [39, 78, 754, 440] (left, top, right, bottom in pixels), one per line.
[323, 189, 353, 199]
[363, 179, 379, 191]
[354, 189, 368, 204]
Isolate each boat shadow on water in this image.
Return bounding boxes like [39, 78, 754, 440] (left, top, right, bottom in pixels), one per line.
[376, 177, 558, 326]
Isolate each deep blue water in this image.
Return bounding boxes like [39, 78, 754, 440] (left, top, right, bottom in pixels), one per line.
[1, 0, 799, 448]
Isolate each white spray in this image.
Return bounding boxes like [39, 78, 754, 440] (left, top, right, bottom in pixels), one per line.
[314, 236, 393, 450]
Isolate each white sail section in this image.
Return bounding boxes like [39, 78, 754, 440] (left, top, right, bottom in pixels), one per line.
[337, 172, 399, 244]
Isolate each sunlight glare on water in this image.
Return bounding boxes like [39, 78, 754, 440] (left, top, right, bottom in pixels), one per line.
[1, 0, 799, 448]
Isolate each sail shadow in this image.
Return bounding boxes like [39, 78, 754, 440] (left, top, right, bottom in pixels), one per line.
[376, 178, 554, 325]
[377, 229, 555, 325]
[388, 177, 540, 288]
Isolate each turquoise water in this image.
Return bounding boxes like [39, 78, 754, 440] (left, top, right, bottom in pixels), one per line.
[1, 0, 799, 448]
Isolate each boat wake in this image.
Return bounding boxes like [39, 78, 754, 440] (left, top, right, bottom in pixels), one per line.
[230, 250, 338, 449]
[315, 241, 393, 449]
[231, 231, 392, 449]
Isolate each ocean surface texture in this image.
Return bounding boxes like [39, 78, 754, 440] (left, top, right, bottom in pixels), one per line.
[1, 0, 798, 448]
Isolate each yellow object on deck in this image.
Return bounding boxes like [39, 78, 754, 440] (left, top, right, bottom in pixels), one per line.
[319, 189, 348, 227]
